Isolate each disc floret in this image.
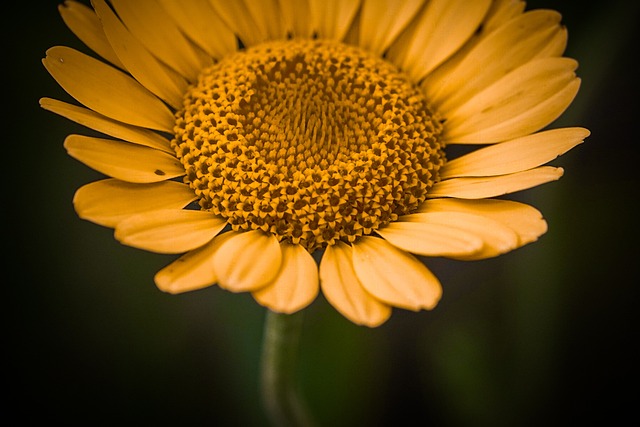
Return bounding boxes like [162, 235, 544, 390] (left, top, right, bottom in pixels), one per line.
[173, 39, 445, 252]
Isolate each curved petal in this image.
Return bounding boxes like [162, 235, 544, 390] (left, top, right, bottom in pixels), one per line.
[64, 135, 185, 183]
[423, 9, 566, 112]
[358, 0, 425, 55]
[444, 58, 580, 143]
[417, 198, 547, 246]
[40, 98, 172, 153]
[377, 215, 483, 257]
[440, 127, 589, 178]
[308, 0, 360, 41]
[154, 236, 232, 294]
[110, 0, 212, 82]
[73, 179, 197, 228]
[320, 242, 391, 327]
[352, 237, 442, 311]
[115, 209, 227, 254]
[58, 0, 125, 69]
[213, 230, 282, 292]
[387, 0, 491, 81]
[42, 46, 174, 132]
[398, 211, 519, 260]
[253, 243, 319, 314]
[93, 0, 187, 109]
[158, 0, 237, 59]
[209, 0, 284, 46]
[428, 166, 564, 199]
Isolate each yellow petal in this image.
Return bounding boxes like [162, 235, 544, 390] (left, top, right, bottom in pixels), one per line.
[423, 9, 565, 112]
[358, 0, 425, 55]
[253, 243, 319, 314]
[481, 0, 526, 34]
[418, 198, 547, 246]
[416, 1, 527, 109]
[40, 98, 172, 153]
[73, 179, 197, 228]
[93, 0, 187, 109]
[158, 0, 237, 59]
[246, 0, 286, 40]
[109, 0, 211, 82]
[277, 0, 313, 38]
[42, 46, 174, 132]
[387, 0, 491, 81]
[64, 135, 185, 183]
[428, 166, 564, 199]
[209, 0, 284, 46]
[440, 127, 589, 178]
[115, 209, 227, 254]
[444, 57, 580, 143]
[58, 0, 125, 69]
[352, 237, 442, 311]
[400, 211, 519, 260]
[213, 230, 282, 292]
[377, 214, 483, 257]
[154, 237, 231, 294]
[308, 0, 360, 41]
[320, 242, 391, 327]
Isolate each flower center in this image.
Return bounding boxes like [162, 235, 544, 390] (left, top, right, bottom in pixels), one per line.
[172, 39, 445, 252]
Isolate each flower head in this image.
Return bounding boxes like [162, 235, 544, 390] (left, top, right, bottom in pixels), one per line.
[42, 0, 588, 326]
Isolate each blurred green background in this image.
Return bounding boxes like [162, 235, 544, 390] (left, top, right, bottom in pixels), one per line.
[7, 1, 638, 425]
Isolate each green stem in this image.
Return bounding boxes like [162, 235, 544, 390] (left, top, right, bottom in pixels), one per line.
[260, 310, 314, 427]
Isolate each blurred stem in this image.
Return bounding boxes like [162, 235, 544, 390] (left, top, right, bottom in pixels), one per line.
[260, 310, 314, 427]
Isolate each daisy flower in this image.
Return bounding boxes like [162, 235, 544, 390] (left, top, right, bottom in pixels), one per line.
[42, 0, 587, 327]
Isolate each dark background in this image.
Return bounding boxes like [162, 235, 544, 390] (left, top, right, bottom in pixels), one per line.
[7, 1, 638, 425]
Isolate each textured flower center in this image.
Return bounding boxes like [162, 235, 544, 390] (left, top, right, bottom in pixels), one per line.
[172, 39, 445, 252]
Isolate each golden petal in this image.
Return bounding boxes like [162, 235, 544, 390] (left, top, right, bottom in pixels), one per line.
[308, 0, 360, 41]
[253, 243, 319, 314]
[73, 179, 197, 228]
[428, 166, 564, 199]
[93, 0, 187, 109]
[424, 9, 565, 113]
[64, 135, 184, 183]
[40, 98, 173, 153]
[352, 237, 442, 311]
[387, 0, 491, 81]
[154, 238, 225, 294]
[213, 230, 283, 292]
[444, 57, 579, 143]
[115, 209, 227, 254]
[377, 214, 483, 257]
[481, 0, 526, 34]
[58, 0, 125, 69]
[449, 79, 581, 144]
[110, 0, 211, 82]
[400, 212, 519, 260]
[418, 198, 548, 246]
[42, 46, 174, 132]
[158, 0, 237, 59]
[277, 0, 314, 38]
[358, 0, 425, 55]
[440, 127, 589, 178]
[209, 0, 284, 46]
[319, 242, 391, 327]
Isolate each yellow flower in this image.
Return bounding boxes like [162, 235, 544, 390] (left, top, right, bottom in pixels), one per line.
[42, 0, 587, 327]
